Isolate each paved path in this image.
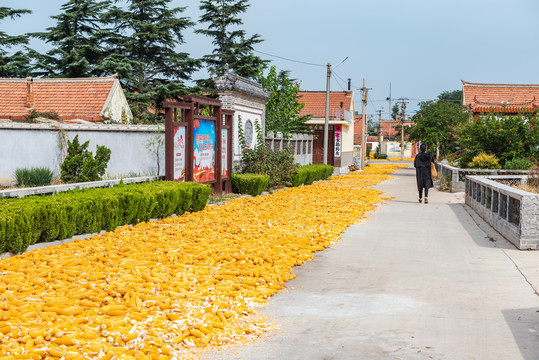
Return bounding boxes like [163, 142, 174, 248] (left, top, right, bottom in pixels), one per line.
[204, 165, 539, 360]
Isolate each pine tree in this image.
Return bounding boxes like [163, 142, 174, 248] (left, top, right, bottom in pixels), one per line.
[100, 0, 199, 123]
[0, 7, 32, 77]
[196, 0, 268, 81]
[31, 0, 110, 78]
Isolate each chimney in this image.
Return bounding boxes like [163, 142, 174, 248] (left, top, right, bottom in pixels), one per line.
[25, 77, 34, 111]
[348, 78, 351, 91]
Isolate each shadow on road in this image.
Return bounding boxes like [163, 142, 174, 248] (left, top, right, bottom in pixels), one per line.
[502, 308, 539, 360]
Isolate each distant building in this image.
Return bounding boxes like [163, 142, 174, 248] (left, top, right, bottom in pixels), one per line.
[0, 75, 133, 123]
[462, 80, 539, 117]
[298, 90, 355, 169]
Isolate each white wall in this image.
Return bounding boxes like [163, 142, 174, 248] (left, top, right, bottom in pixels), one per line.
[0, 123, 164, 185]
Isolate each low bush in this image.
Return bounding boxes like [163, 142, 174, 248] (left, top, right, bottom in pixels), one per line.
[14, 167, 54, 187]
[467, 152, 501, 169]
[373, 153, 387, 159]
[237, 118, 298, 189]
[293, 164, 334, 186]
[503, 157, 536, 170]
[231, 173, 270, 196]
[0, 181, 210, 254]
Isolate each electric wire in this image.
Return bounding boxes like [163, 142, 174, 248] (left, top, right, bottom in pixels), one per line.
[253, 49, 326, 67]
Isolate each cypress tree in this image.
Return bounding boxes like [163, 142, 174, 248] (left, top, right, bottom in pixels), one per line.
[0, 7, 32, 78]
[100, 0, 199, 123]
[31, 0, 110, 78]
[196, 0, 268, 82]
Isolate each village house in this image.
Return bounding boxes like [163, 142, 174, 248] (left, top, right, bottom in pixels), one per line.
[0, 75, 133, 123]
[462, 80, 539, 117]
[298, 90, 355, 169]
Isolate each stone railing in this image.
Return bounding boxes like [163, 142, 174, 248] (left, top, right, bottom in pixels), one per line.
[265, 132, 313, 166]
[436, 163, 529, 192]
[465, 175, 539, 250]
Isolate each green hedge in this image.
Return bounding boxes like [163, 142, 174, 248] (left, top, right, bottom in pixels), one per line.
[231, 173, 270, 196]
[0, 181, 210, 254]
[292, 164, 334, 186]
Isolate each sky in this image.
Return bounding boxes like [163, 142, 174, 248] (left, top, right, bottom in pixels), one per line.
[3, 0, 539, 119]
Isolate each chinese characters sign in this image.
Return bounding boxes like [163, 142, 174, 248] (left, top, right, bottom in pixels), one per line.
[334, 125, 342, 157]
[222, 128, 228, 177]
[193, 120, 215, 182]
[173, 126, 185, 182]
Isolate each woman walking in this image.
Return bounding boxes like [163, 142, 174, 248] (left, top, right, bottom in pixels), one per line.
[414, 143, 435, 204]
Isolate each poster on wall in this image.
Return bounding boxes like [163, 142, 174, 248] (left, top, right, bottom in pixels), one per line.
[173, 126, 185, 181]
[334, 125, 342, 157]
[222, 128, 228, 177]
[193, 119, 215, 182]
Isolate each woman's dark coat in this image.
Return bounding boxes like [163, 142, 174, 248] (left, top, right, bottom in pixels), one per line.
[414, 152, 435, 191]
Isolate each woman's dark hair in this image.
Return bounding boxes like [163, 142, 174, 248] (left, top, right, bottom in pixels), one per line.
[420, 143, 427, 153]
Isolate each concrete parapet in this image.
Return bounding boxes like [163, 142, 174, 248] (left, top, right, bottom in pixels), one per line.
[465, 175, 539, 250]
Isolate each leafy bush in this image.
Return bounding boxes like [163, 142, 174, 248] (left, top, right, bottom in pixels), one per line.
[456, 150, 479, 169]
[0, 181, 210, 254]
[292, 164, 334, 186]
[456, 114, 539, 166]
[231, 174, 270, 196]
[24, 110, 59, 121]
[503, 157, 535, 170]
[366, 144, 372, 159]
[291, 167, 309, 187]
[373, 153, 387, 159]
[14, 167, 54, 187]
[237, 118, 298, 188]
[467, 152, 501, 169]
[60, 135, 111, 183]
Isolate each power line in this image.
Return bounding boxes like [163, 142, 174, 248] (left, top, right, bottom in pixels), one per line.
[253, 49, 326, 67]
[331, 74, 347, 91]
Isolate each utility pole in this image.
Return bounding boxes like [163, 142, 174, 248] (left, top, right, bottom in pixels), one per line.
[386, 82, 392, 141]
[377, 109, 383, 153]
[323, 63, 331, 165]
[399, 98, 408, 161]
[358, 79, 371, 169]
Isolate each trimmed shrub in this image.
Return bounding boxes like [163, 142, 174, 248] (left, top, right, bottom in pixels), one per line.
[0, 181, 210, 254]
[14, 167, 54, 187]
[231, 173, 270, 196]
[467, 152, 501, 169]
[292, 164, 334, 186]
[373, 153, 387, 159]
[291, 167, 309, 187]
[503, 157, 535, 170]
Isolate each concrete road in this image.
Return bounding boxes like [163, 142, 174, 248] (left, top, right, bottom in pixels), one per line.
[203, 165, 539, 360]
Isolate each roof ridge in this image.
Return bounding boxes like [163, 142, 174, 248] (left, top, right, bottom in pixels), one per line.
[0, 75, 118, 84]
[462, 80, 539, 88]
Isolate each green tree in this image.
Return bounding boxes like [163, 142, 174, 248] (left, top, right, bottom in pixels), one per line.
[258, 66, 311, 135]
[409, 91, 470, 158]
[30, 0, 110, 78]
[100, 0, 199, 123]
[391, 103, 400, 121]
[456, 114, 539, 166]
[0, 7, 32, 77]
[437, 89, 462, 103]
[196, 0, 268, 83]
[60, 135, 111, 183]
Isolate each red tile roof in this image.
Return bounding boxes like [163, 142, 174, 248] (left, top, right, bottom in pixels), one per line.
[0, 76, 118, 121]
[462, 80, 539, 114]
[298, 91, 353, 119]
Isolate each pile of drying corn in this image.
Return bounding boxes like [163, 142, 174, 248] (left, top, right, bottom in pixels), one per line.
[0, 164, 406, 359]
